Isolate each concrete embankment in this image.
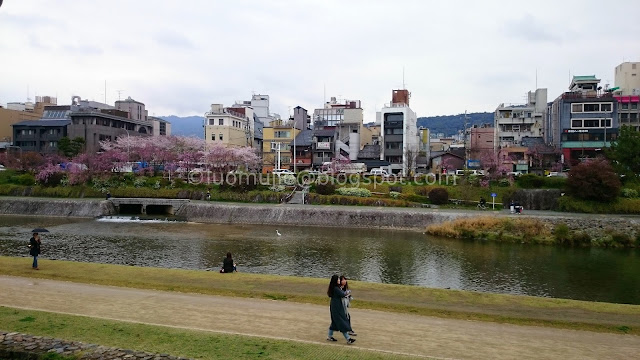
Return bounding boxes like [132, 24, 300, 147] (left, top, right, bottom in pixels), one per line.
[0, 197, 114, 218]
[176, 202, 471, 230]
[0, 197, 473, 230]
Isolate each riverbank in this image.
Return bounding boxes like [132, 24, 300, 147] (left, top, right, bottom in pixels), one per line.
[1, 257, 639, 335]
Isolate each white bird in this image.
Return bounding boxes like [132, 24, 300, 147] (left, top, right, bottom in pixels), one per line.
[276, 230, 282, 236]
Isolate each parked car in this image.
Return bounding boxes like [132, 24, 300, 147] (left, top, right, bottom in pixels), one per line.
[455, 169, 484, 176]
[0, 164, 5, 171]
[506, 171, 524, 177]
[272, 169, 295, 176]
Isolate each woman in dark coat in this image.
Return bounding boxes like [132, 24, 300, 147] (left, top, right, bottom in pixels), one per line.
[29, 233, 41, 270]
[326, 274, 355, 344]
[220, 252, 236, 273]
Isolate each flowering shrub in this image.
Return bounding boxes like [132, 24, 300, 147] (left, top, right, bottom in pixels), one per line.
[153, 180, 161, 190]
[336, 187, 371, 197]
[389, 191, 401, 199]
[278, 174, 296, 186]
[269, 185, 285, 192]
[621, 188, 639, 198]
[133, 177, 147, 188]
[36, 164, 64, 186]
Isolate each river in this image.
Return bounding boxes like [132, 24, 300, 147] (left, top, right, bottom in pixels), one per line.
[1, 215, 639, 304]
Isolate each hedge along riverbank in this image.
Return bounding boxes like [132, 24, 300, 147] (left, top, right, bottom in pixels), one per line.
[426, 215, 640, 248]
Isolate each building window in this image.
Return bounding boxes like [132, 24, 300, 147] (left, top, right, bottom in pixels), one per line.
[600, 119, 611, 127]
[571, 104, 583, 112]
[209, 119, 215, 125]
[600, 103, 612, 112]
[274, 131, 291, 138]
[633, 64, 637, 70]
[211, 134, 215, 140]
[571, 120, 582, 128]
[632, 103, 638, 110]
[622, 103, 629, 110]
[219, 134, 223, 141]
[621, 113, 629, 122]
[583, 104, 599, 112]
[631, 113, 638, 121]
[219, 119, 224, 125]
[49, 141, 57, 148]
[583, 119, 600, 128]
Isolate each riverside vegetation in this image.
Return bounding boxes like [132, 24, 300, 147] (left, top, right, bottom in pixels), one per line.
[426, 216, 640, 248]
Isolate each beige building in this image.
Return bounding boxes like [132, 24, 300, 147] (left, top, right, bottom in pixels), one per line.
[262, 122, 300, 173]
[0, 96, 56, 142]
[615, 62, 640, 96]
[115, 97, 148, 122]
[204, 104, 254, 147]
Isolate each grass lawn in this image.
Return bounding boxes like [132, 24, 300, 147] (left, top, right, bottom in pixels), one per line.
[1, 256, 639, 337]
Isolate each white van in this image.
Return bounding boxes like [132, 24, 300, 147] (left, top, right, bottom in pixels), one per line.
[369, 168, 389, 177]
[455, 169, 484, 176]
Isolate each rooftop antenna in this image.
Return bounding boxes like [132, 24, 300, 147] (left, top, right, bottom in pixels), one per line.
[323, 83, 326, 104]
[535, 68, 538, 89]
[104, 80, 107, 104]
[402, 66, 405, 89]
[116, 90, 125, 101]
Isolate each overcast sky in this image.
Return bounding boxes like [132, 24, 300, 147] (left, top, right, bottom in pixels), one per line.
[1, 0, 638, 122]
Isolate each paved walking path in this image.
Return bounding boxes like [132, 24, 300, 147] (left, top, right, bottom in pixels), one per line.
[1, 276, 639, 360]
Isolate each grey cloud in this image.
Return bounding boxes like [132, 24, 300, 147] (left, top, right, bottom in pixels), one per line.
[504, 14, 563, 44]
[154, 31, 195, 49]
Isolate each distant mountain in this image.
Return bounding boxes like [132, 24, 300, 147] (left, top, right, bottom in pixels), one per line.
[160, 115, 204, 138]
[417, 112, 493, 137]
[163, 112, 494, 138]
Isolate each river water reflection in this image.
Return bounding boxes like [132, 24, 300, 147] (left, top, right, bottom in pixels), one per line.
[1, 215, 639, 304]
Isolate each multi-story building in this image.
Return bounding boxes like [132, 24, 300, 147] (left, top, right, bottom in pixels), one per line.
[312, 97, 363, 161]
[469, 124, 494, 159]
[291, 129, 313, 172]
[11, 96, 157, 154]
[494, 88, 547, 150]
[378, 89, 419, 175]
[115, 96, 148, 122]
[148, 116, 171, 136]
[615, 95, 640, 131]
[262, 121, 300, 173]
[614, 62, 640, 96]
[0, 96, 56, 142]
[204, 104, 254, 148]
[549, 75, 618, 166]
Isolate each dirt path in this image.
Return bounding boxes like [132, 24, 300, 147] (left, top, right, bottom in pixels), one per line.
[1, 275, 639, 360]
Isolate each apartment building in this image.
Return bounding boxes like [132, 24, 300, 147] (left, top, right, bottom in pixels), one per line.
[204, 104, 254, 148]
[262, 121, 300, 173]
[494, 88, 547, 150]
[378, 89, 419, 176]
[0, 96, 56, 142]
[548, 75, 618, 166]
[615, 95, 640, 131]
[614, 62, 640, 96]
[312, 97, 363, 161]
[115, 96, 148, 122]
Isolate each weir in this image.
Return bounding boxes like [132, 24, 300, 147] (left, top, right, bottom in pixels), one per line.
[109, 198, 190, 215]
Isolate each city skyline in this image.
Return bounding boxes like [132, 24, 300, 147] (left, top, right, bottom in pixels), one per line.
[0, 0, 637, 122]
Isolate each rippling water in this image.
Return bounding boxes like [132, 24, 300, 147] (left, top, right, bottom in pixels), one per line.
[1, 215, 639, 304]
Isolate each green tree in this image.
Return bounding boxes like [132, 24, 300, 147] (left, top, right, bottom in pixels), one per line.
[58, 136, 85, 157]
[607, 125, 640, 176]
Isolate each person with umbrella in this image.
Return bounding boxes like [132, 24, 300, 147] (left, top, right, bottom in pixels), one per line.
[29, 228, 48, 270]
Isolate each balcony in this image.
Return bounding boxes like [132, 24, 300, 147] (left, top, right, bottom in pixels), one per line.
[562, 92, 614, 100]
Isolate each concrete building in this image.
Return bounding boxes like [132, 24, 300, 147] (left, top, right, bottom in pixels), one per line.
[312, 97, 363, 161]
[291, 106, 310, 130]
[378, 89, 419, 175]
[549, 75, 618, 166]
[115, 96, 147, 122]
[494, 88, 547, 150]
[204, 104, 254, 148]
[469, 124, 494, 159]
[0, 96, 56, 142]
[614, 62, 640, 96]
[149, 116, 171, 136]
[262, 122, 300, 173]
[615, 95, 640, 131]
[11, 120, 70, 153]
[291, 129, 313, 172]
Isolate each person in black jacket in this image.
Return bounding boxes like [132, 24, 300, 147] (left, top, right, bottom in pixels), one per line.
[220, 252, 236, 273]
[29, 233, 41, 270]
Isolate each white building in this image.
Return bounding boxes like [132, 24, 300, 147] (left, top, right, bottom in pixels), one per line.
[614, 62, 640, 96]
[494, 88, 547, 149]
[378, 89, 418, 176]
[312, 97, 363, 161]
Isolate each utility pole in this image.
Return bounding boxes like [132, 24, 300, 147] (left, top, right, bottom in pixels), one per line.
[293, 127, 297, 173]
[464, 111, 469, 171]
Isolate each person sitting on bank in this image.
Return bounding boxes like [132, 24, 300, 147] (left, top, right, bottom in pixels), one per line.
[220, 252, 237, 273]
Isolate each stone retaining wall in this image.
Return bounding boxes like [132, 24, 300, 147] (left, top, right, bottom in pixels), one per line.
[0, 331, 190, 360]
[528, 215, 640, 241]
[0, 198, 114, 218]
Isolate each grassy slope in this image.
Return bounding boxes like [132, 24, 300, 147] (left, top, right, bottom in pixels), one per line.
[1, 257, 639, 336]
